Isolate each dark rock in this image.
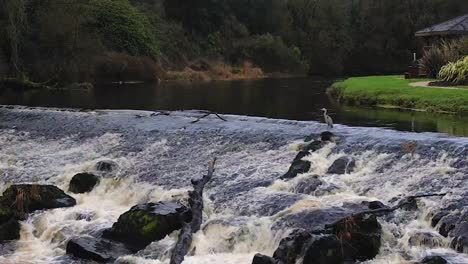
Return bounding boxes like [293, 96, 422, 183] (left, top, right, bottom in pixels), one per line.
[294, 176, 323, 195]
[95, 160, 117, 172]
[408, 231, 444, 248]
[69, 173, 100, 194]
[437, 213, 459, 237]
[449, 221, 468, 253]
[361, 200, 388, 210]
[66, 236, 131, 263]
[252, 253, 277, 264]
[273, 213, 381, 264]
[430, 211, 450, 227]
[327, 157, 356, 174]
[328, 214, 381, 261]
[320, 131, 336, 142]
[293, 141, 324, 162]
[281, 160, 311, 179]
[272, 230, 312, 264]
[103, 202, 191, 251]
[302, 235, 343, 264]
[420, 255, 448, 264]
[0, 207, 20, 243]
[0, 184, 76, 214]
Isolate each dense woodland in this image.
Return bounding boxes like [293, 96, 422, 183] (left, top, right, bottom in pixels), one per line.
[0, 0, 467, 84]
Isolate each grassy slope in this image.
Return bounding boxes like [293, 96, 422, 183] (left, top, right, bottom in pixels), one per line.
[330, 75, 468, 113]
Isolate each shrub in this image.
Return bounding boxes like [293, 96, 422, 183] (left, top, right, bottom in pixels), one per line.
[420, 38, 467, 78]
[438, 56, 468, 85]
[89, 0, 159, 58]
[232, 34, 309, 73]
[93, 52, 164, 82]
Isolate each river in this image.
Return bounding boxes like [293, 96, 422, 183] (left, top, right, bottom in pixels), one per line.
[0, 78, 467, 264]
[0, 78, 467, 136]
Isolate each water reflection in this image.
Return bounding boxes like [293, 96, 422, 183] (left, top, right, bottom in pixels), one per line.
[0, 78, 467, 136]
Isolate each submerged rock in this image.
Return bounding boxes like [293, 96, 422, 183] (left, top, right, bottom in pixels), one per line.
[294, 176, 323, 195]
[66, 236, 131, 263]
[95, 160, 118, 172]
[281, 160, 311, 179]
[0, 184, 76, 214]
[327, 156, 356, 174]
[420, 255, 448, 264]
[408, 231, 444, 248]
[103, 202, 191, 251]
[69, 173, 100, 193]
[294, 141, 323, 161]
[0, 207, 20, 243]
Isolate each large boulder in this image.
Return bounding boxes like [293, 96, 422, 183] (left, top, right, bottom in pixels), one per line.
[0, 184, 76, 214]
[0, 207, 20, 242]
[327, 157, 356, 174]
[271, 214, 381, 264]
[69, 173, 100, 194]
[281, 160, 311, 180]
[320, 131, 336, 142]
[66, 236, 131, 263]
[103, 202, 191, 251]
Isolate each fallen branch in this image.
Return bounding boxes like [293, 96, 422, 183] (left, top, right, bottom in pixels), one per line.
[325, 192, 448, 229]
[170, 158, 217, 264]
[190, 111, 227, 123]
[150, 111, 170, 117]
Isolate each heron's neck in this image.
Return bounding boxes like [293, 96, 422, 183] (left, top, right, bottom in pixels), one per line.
[323, 109, 327, 115]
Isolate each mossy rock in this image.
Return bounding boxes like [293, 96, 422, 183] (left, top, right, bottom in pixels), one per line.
[69, 173, 100, 194]
[103, 202, 191, 251]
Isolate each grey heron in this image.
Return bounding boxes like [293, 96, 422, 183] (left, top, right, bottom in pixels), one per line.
[321, 108, 333, 128]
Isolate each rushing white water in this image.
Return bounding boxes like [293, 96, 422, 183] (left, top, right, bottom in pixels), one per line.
[0, 106, 467, 264]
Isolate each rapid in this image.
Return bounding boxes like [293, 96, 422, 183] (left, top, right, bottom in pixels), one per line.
[0, 105, 467, 264]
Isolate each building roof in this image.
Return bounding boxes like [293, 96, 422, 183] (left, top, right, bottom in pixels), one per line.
[415, 14, 468, 37]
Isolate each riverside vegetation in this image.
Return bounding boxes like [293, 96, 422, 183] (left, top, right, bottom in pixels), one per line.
[0, 0, 467, 86]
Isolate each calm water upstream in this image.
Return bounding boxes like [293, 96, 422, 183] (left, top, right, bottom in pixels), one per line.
[0, 77, 467, 136]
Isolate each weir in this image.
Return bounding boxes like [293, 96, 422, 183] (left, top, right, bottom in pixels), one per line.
[0, 106, 467, 263]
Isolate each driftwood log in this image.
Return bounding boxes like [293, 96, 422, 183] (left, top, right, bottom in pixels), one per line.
[326, 192, 448, 229]
[169, 158, 217, 264]
[190, 111, 227, 123]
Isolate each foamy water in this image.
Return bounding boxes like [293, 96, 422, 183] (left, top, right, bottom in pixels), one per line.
[0, 106, 467, 263]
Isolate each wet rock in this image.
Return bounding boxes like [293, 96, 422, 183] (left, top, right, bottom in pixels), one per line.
[294, 176, 323, 195]
[327, 156, 356, 174]
[294, 141, 323, 161]
[66, 236, 131, 263]
[430, 211, 450, 227]
[320, 131, 336, 142]
[76, 211, 96, 221]
[449, 221, 468, 253]
[302, 235, 343, 264]
[95, 160, 117, 172]
[69, 173, 100, 194]
[361, 200, 388, 210]
[275, 207, 352, 232]
[103, 202, 191, 251]
[420, 255, 448, 264]
[0, 207, 20, 243]
[328, 214, 381, 261]
[437, 213, 459, 237]
[273, 213, 381, 264]
[252, 253, 277, 264]
[0, 184, 76, 214]
[281, 160, 311, 179]
[408, 231, 444, 248]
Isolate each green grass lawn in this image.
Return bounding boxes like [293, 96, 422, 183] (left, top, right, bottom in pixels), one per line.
[329, 75, 468, 113]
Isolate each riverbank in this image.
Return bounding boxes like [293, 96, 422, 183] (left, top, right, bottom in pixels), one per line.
[328, 75, 468, 113]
